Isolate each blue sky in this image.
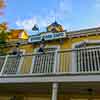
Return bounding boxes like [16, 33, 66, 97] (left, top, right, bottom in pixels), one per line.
[1, 0, 100, 34]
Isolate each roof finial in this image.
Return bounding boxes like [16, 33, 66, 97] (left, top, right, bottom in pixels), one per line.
[32, 24, 39, 32]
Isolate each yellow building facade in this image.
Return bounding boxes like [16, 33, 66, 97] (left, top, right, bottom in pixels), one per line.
[0, 23, 100, 100]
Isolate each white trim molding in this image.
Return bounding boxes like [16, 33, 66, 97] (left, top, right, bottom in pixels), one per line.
[72, 40, 100, 48]
[0, 55, 9, 75]
[0, 49, 25, 75]
[52, 83, 58, 100]
[71, 39, 100, 73]
[1, 73, 100, 83]
[34, 45, 60, 53]
[17, 49, 26, 74]
[30, 45, 60, 74]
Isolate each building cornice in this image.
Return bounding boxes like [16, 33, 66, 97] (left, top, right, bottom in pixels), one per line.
[5, 27, 100, 46]
[29, 27, 100, 40]
[67, 27, 100, 38]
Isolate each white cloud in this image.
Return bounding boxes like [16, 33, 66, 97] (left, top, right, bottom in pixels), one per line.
[16, 17, 37, 30]
[95, 0, 100, 8]
[16, 0, 72, 31]
[94, 0, 100, 12]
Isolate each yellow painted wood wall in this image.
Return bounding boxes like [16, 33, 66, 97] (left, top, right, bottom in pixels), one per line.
[17, 34, 100, 74]
[5, 34, 100, 74]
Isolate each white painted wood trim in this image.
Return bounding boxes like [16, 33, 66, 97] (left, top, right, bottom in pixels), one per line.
[71, 51, 77, 72]
[45, 45, 60, 73]
[72, 40, 100, 48]
[52, 83, 58, 100]
[71, 39, 100, 73]
[30, 45, 60, 74]
[1, 73, 100, 83]
[0, 55, 9, 75]
[30, 55, 35, 74]
[34, 45, 60, 53]
[17, 50, 26, 74]
[53, 51, 58, 73]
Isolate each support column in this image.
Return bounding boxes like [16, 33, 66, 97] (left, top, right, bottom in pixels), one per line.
[51, 83, 58, 100]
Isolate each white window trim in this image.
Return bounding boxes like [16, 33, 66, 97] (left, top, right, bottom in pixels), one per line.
[34, 45, 60, 53]
[30, 45, 60, 74]
[71, 40, 100, 72]
[72, 40, 100, 48]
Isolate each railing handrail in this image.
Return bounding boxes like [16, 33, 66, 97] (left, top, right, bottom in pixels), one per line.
[1, 46, 100, 57]
[0, 46, 100, 75]
[0, 51, 55, 57]
[0, 56, 6, 58]
[58, 46, 100, 53]
[22, 51, 55, 56]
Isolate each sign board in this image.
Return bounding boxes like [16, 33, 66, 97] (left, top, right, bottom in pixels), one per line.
[28, 32, 66, 43]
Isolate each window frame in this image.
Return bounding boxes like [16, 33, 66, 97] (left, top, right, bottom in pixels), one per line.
[30, 45, 60, 74]
[71, 40, 100, 72]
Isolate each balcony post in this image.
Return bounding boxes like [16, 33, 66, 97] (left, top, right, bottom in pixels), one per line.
[53, 51, 58, 73]
[17, 56, 23, 74]
[0, 55, 9, 75]
[71, 50, 77, 72]
[51, 83, 58, 100]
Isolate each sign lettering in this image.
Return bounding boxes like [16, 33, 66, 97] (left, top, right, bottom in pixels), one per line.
[28, 32, 66, 43]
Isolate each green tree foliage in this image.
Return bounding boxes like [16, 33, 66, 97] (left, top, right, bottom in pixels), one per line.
[0, 30, 9, 55]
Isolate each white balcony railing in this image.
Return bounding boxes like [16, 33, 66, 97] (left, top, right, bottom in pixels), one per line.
[0, 47, 100, 75]
[2, 55, 21, 74]
[31, 52, 55, 73]
[0, 56, 5, 72]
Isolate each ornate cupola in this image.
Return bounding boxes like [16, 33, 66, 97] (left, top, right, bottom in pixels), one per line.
[46, 21, 64, 33]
